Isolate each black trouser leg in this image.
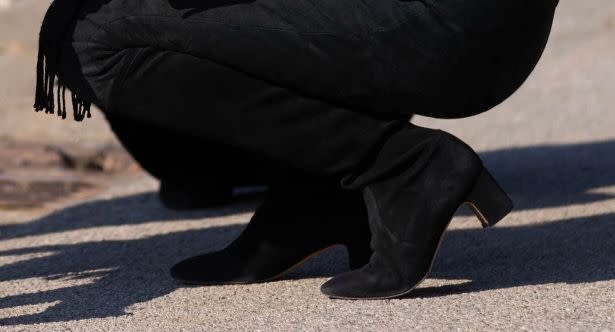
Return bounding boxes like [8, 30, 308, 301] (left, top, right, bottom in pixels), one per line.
[105, 47, 433, 192]
[103, 49, 458, 290]
[102, 68, 383, 281]
[46, 0, 558, 296]
[105, 112, 278, 187]
[104, 111, 328, 209]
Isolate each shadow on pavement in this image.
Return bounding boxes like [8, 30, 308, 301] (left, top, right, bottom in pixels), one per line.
[0, 190, 264, 241]
[480, 139, 615, 210]
[0, 222, 245, 325]
[0, 139, 614, 324]
[410, 211, 615, 299]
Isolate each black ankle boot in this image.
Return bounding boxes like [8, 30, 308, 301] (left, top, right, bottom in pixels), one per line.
[320, 130, 513, 299]
[158, 180, 235, 210]
[170, 182, 372, 284]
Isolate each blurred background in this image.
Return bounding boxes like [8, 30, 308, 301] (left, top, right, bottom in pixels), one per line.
[0, 0, 614, 330]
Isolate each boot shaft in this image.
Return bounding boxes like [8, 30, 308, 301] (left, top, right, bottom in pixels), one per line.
[363, 130, 483, 278]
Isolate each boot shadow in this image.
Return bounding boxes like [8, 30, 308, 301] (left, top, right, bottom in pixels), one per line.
[405, 211, 615, 299]
[0, 190, 264, 241]
[479, 139, 615, 210]
[1, 139, 615, 324]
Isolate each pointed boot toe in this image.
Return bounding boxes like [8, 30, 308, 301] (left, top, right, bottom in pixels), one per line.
[320, 270, 358, 298]
[170, 181, 372, 285]
[320, 263, 421, 299]
[170, 250, 263, 285]
[170, 255, 202, 283]
[320, 266, 407, 300]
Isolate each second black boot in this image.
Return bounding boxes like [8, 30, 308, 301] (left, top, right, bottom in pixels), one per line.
[320, 129, 513, 300]
[158, 179, 235, 210]
[170, 180, 372, 284]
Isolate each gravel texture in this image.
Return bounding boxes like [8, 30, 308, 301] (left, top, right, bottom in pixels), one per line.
[0, 0, 614, 330]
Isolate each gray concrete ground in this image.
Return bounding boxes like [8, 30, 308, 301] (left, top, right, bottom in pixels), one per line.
[1, 0, 614, 330]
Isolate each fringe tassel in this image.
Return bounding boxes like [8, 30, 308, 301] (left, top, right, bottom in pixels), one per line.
[34, 46, 92, 122]
[33, 0, 92, 122]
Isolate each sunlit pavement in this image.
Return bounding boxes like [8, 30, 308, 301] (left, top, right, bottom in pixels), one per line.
[0, 1, 614, 330]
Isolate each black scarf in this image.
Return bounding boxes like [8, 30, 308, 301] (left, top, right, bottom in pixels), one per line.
[34, 0, 92, 121]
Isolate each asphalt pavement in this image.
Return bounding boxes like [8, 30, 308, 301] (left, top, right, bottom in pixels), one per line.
[0, 0, 613, 330]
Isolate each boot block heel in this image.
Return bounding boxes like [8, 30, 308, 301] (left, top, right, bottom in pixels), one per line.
[465, 168, 513, 228]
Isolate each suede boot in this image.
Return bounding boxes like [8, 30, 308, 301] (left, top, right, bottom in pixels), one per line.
[158, 180, 235, 210]
[170, 180, 372, 284]
[320, 130, 513, 299]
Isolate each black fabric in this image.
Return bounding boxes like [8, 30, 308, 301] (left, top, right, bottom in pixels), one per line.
[37, 0, 559, 296]
[35, 0, 92, 121]
[47, 0, 559, 193]
[104, 112, 278, 188]
[321, 131, 486, 298]
[170, 180, 372, 284]
[44, 0, 558, 121]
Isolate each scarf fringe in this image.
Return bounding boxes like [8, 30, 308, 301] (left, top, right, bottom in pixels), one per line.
[34, 47, 92, 122]
[33, 0, 92, 122]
